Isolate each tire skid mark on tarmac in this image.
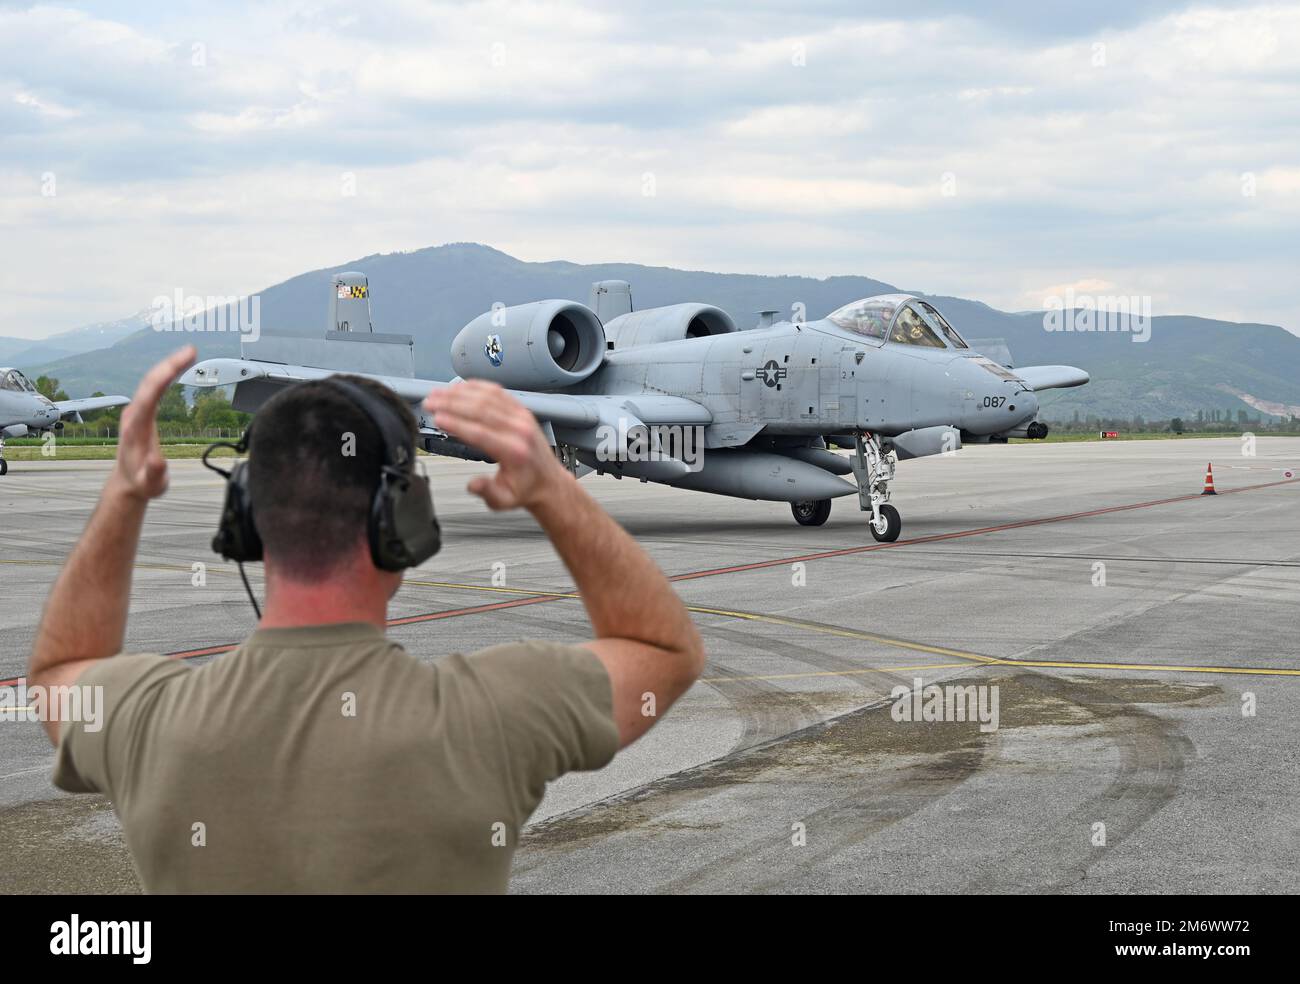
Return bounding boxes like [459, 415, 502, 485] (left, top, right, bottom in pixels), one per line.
[515, 671, 1215, 893]
[960, 673, 1204, 893]
[702, 621, 907, 694]
[513, 682, 988, 892]
[693, 661, 810, 757]
[694, 622, 919, 756]
[660, 733, 992, 895]
[511, 613, 944, 881]
[698, 616, 920, 743]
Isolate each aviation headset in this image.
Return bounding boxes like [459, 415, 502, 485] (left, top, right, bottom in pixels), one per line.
[202, 378, 442, 590]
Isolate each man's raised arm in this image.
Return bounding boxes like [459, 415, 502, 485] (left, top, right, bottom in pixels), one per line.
[29, 346, 197, 744]
[424, 381, 705, 747]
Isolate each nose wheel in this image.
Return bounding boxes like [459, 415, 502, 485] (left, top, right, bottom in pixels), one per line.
[850, 433, 901, 542]
[869, 503, 901, 542]
[791, 499, 831, 526]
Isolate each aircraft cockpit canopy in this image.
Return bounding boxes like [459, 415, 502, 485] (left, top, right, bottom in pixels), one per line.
[889, 304, 946, 348]
[1, 369, 37, 394]
[917, 301, 969, 349]
[827, 296, 970, 350]
[826, 297, 898, 340]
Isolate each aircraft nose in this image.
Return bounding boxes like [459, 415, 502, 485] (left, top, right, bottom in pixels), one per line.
[1014, 388, 1039, 425]
[955, 358, 1039, 435]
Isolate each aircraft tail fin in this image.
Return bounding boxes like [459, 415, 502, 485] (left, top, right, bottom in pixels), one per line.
[239, 270, 414, 378]
[330, 270, 373, 333]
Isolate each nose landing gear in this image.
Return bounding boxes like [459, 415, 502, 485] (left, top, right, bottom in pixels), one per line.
[851, 433, 901, 542]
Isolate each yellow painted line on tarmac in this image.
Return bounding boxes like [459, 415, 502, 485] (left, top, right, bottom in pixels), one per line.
[0, 558, 241, 577]
[686, 605, 1006, 665]
[992, 657, 1300, 677]
[700, 661, 971, 684]
[408, 582, 999, 664]
[405, 578, 574, 598]
[405, 581, 1005, 665]
[405, 580, 1300, 680]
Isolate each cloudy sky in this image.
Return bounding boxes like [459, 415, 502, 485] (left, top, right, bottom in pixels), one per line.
[1, 0, 1297, 339]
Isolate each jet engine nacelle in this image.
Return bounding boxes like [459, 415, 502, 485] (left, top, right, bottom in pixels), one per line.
[2, 424, 29, 438]
[603, 303, 736, 350]
[452, 300, 605, 390]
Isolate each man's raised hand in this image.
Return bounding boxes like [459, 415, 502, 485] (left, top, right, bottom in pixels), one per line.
[111, 346, 197, 502]
[423, 380, 571, 511]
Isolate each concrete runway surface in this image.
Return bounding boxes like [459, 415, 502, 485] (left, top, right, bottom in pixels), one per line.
[1, 437, 1297, 894]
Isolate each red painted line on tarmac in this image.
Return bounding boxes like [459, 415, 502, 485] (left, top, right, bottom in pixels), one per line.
[669, 476, 1297, 581]
[385, 594, 568, 627]
[161, 595, 567, 663]
[5, 475, 1293, 683]
[166, 644, 236, 659]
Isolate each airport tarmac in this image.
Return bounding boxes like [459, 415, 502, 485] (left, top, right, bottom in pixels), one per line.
[1, 436, 1297, 894]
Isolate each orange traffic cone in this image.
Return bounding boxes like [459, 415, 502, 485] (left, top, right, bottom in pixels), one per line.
[1201, 462, 1217, 495]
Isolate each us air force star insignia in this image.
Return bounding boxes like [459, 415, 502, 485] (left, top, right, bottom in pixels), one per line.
[757, 360, 788, 387]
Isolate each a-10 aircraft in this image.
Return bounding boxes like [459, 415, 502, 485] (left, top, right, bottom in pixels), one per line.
[0, 368, 130, 476]
[181, 272, 1088, 541]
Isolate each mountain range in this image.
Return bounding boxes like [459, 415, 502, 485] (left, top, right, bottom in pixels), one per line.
[9, 243, 1299, 422]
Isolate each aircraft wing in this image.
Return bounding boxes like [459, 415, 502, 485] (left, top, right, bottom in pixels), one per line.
[54, 395, 131, 420]
[179, 358, 712, 455]
[1014, 365, 1090, 391]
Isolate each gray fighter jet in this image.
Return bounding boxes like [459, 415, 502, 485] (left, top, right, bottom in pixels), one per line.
[181, 272, 1088, 540]
[0, 367, 129, 475]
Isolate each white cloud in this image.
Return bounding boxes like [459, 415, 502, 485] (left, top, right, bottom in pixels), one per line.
[12, 89, 79, 119]
[0, 0, 1297, 340]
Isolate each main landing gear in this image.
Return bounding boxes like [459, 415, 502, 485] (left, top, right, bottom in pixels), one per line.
[790, 498, 831, 526]
[851, 432, 901, 542]
[0, 436, 7, 476]
[787, 433, 902, 540]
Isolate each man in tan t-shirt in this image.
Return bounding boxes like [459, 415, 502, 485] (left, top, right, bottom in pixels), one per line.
[29, 346, 705, 893]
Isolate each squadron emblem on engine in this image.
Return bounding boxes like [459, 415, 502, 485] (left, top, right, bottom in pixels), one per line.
[484, 334, 504, 367]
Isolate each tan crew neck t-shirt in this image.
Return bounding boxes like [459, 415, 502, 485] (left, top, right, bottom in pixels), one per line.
[52, 622, 618, 894]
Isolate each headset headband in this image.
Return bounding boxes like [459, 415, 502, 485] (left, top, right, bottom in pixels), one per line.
[323, 377, 413, 473]
[205, 375, 441, 590]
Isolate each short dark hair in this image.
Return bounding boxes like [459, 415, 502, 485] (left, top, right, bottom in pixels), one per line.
[248, 375, 417, 580]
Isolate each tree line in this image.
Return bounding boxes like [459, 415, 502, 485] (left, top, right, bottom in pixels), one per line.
[35, 375, 252, 436]
[1049, 410, 1300, 435]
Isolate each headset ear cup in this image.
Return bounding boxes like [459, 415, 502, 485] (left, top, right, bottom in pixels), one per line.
[213, 461, 263, 562]
[397, 472, 442, 565]
[368, 477, 397, 571]
[369, 471, 441, 572]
